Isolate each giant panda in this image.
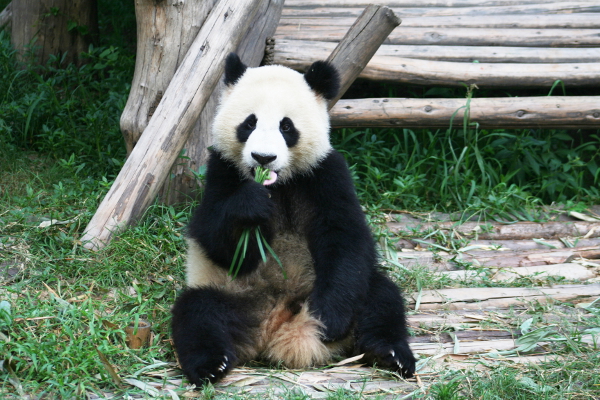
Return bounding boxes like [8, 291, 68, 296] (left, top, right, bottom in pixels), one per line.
[171, 53, 416, 386]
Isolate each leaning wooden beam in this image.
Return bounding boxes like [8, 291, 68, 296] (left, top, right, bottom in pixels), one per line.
[388, 220, 600, 240]
[0, 1, 11, 30]
[330, 96, 600, 129]
[412, 283, 600, 310]
[275, 26, 600, 47]
[81, 0, 263, 250]
[276, 40, 600, 64]
[322, 4, 400, 107]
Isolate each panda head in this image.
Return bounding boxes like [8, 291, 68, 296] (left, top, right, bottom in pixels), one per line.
[212, 53, 340, 184]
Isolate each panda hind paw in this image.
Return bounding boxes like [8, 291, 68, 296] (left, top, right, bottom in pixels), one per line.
[181, 353, 233, 386]
[368, 342, 416, 379]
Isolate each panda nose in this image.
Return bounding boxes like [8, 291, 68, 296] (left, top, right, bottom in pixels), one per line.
[251, 153, 277, 166]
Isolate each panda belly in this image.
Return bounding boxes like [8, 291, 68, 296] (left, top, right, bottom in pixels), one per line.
[185, 233, 346, 368]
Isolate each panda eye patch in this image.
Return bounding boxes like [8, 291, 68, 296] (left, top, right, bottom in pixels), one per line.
[236, 114, 257, 143]
[279, 117, 299, 147]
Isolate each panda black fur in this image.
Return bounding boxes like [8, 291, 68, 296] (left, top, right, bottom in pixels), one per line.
[171, 53, 416, 386]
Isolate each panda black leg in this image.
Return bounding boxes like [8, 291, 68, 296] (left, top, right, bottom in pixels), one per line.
[171, 287, 258, 386]
[356, 271, 416, 378]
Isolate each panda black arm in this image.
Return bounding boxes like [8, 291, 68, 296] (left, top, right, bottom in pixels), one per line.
[187, 151, 274, 275]
[305, 150, 376, 341]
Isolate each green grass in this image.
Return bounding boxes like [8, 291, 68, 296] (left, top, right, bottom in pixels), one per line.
[2, 2, 600, 397]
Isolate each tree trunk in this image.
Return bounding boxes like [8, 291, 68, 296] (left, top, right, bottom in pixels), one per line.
[11, 0, 97, 66]
[121, 0, 285, 204]
[81, 0, 267, 250]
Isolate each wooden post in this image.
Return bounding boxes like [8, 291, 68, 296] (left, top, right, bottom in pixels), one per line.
[158, 0, 284, 205]
[323, 4, 401, 108]
[11, 0, 98, 66]
[81, 0, 263, 250]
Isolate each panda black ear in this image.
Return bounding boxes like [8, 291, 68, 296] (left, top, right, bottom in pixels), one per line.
[304, 61, 340, 100]
[224, 53, 247, 86]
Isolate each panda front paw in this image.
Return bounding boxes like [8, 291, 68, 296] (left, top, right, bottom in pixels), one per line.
[234, 181, 274, 226]
[311, 302, 353, 341]
[364, 341, 416, 378]
[179, 351, 235, 386]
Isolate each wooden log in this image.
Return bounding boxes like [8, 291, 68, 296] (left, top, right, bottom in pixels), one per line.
[321, 4, 401, 108]
[281, 52, 600, 87]
[388, 220, 600, 240]
[459, 247, 600, 268]
[280, 14, 600, 29]
[0, 2, 11, 30]
[275, 26, 600, 47]
[329, 96, 600, 129]
[282, 3, 600, 19]
[395, 237, 600, 251]
[120, 0, 218, 155]
[284, 0, 599, 7]
[81, 0, 263, 250]
[410, 335, 599, 355]
[412, 283, 600, 310]
[491, 263, 597, 282]
[275, 40, 600, 64]
[158, 0, 284, 204]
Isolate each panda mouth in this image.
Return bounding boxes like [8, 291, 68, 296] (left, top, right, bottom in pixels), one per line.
[252, 167, 279, 186]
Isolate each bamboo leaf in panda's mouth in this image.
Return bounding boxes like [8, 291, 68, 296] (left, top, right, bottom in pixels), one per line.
[228, 166, 286, 279]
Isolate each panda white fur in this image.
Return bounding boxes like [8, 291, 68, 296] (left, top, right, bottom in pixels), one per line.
[171, 53, 416, 385]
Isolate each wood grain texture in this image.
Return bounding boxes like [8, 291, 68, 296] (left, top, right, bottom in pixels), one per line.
[329, 96, 600, 129]
[388, 220, 600, 240]
[275, 26, 600, 47]
[412, 284, 600, 310]
[276, 39, 600, 64]
[323, 4, 400, 107]
[280, 14, 600, 29]
[81, 0, 263, 250]
[158, 0, 284, 204]
[11, 0, 98, 66]
[276, 41, 600, 87]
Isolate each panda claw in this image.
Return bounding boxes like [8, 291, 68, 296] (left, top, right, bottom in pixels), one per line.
[390, 350, 395, 358]
[224, 355, 228, 362]
[209, 374, 215, 379]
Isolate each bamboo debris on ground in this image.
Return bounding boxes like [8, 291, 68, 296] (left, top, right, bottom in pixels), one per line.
[387, 220, 600, 240]
[411, 284, 600, 310]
